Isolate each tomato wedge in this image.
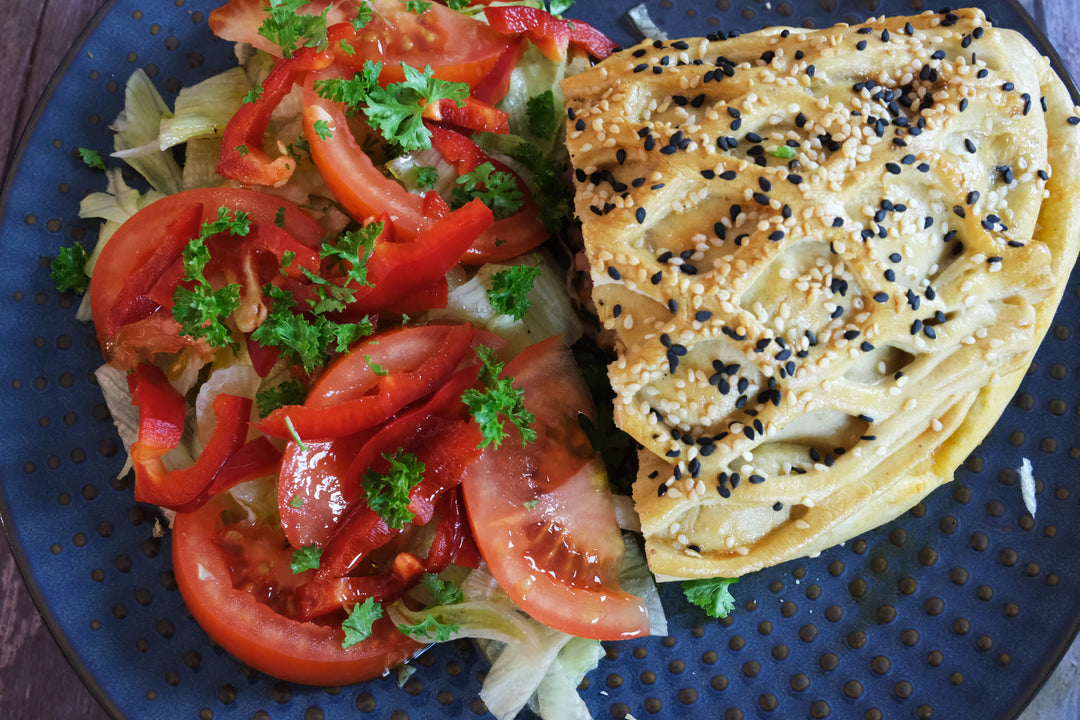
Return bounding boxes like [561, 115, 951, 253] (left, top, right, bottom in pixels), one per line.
[461, 337, 650, 641]
[211, 0, 510, 86]
[172, 491, 422, 686]
[89, 188, 325, 368]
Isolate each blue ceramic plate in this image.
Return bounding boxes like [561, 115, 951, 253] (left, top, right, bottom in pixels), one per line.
[2, 1, 1078, 719]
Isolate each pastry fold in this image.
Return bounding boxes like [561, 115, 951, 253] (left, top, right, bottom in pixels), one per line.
[561, 8, 1080, 578]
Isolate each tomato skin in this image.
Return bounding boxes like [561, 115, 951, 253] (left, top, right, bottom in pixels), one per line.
[461, 338, 650, 641]
[172, 492, 422, 686]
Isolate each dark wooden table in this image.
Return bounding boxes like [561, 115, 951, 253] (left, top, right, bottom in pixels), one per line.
[2, 1, 1078, 719]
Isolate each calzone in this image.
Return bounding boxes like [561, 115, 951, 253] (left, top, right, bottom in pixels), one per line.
[561, 8, 1080, 578]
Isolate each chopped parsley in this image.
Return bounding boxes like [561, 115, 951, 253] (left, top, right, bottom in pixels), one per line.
[351, 1, 373, 29]
[315, 61, 468, 152]
[461, 346, 536, 448]
[172, 207, 250, 348]
[506, 142, 572, 231]
[420, 573, 463, 606]
[257, 0, 332, 58]
[682, 577, 738, 619]
[487, 262, 542, 321]
[452, 162, 524, 219]
[49, 243, 90, 295]
[526, 90, 559, 139]
[445, 0, 470, 8]
[403, 0, 433, 12]
[341, 597, 383, 649]
[77, 147, 106, 170]
[242, 83, 264, 104]
[290, 544, 323, 574]
[364, 354, 389, 376]
[397, 615, 459, 643]
[769, 145, 797, 159]
[251, 284, 373, 374]
[548, 0, 575, 14]
[365, 63, 469, 152]
[312, 118, 333, 141]
[414, 165, 439, 190]
[361, 451, 425, 529]
[256, 377, 308, 417]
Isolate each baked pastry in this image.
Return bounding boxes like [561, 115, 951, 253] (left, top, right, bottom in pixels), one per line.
[561, 8, 1080, 579]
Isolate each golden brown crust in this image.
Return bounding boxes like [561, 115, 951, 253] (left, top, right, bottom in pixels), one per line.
[562, 8, 1080, 578]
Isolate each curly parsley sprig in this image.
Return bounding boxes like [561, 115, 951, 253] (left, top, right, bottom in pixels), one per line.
[172, 207, 250, 348]
[461, 346, 536, 449]
[314, 61, 469, 152]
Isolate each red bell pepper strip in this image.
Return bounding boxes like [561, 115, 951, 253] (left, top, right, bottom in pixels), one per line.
[423, 488, 479, 572]
[421, 96, 510, 135]
[483, 6, 617, 61]
[340, 199, 493, 314]
[298, 552, 426, 621]
[128, 365, 254, 509]
[217, 46, 334, 187]
[257, 323, 477, 441]
[107, 204, 202, 334]
[315, 366, 483, 581]
[470, 39, 526, 105]
[171, 437, 283, 514]
[127, 363, 186, 453]
[427, 124, 549, 263]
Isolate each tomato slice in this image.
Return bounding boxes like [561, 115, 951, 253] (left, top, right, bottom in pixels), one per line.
[172, 491, 422, 686]
[461, 337, 650, 641]
[211, 0, 509, 86]
[89, 188, 324, 368]
[303, 67, 429, 237]
[277, 325, 501, 547]
[325, 1, 510, 86]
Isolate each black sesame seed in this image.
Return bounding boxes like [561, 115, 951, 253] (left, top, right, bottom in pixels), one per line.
[964, 138, 977, 153]
[911, 318, 923, 335]
[752, 192, 770, 206]
[650, 271, 662, 285]
[667, 299, 678, 313]
[873, 291, 889, 303]
[695, 310, 713, 322]
[720, 170, 737, 180]
[966, 190, 980, 205]
[886, 163, 901, 175]
[607, 266, 621, 280]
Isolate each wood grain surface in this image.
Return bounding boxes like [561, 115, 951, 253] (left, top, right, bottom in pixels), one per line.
[1, 1, 1077, 719]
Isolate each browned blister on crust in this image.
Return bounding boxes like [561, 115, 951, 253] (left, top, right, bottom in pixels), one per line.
[562, 8, 1080, 578]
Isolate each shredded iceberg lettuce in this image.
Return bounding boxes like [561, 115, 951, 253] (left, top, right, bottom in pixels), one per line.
[158, 66, 250, 150]
[110, 69, 183, 195]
